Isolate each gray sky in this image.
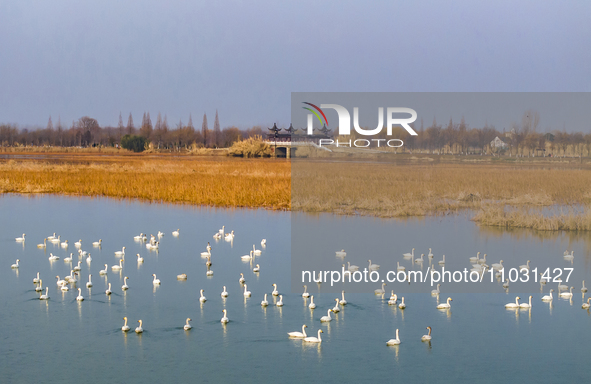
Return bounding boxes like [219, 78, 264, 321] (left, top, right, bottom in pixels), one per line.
[1, 0, 590, 130]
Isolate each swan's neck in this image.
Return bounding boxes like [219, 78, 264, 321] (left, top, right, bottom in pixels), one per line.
[318, 330, 322, 341]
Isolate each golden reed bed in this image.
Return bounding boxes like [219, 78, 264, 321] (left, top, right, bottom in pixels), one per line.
[2, 152, 591, 230]
[0, 154, 290, 210]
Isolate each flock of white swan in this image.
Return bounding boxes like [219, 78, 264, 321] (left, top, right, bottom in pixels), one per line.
[10, 232, 590, 345]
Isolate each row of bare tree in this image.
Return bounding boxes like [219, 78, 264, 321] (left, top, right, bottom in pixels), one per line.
[0, 112, 267, 150]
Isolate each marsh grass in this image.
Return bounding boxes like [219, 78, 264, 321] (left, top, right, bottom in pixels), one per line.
[292, 160, 591, 228]
[0, 156, 290, 210]
[473, 205, 591, 231]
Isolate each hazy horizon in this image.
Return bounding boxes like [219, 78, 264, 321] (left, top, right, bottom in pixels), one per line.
[1, 1, 590, 131]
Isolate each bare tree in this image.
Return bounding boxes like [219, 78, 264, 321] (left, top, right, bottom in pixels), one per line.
[201, 113, 208, 147]
[213, 110, 221, 148]
[127, 113, 134, 135]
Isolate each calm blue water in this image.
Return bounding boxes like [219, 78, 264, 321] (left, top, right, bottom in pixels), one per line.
[1, 195, 589, 383]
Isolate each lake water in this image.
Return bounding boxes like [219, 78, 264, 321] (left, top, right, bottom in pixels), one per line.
[1, 194, 590, 383]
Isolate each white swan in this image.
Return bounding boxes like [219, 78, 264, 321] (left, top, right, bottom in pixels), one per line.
[436, 297, 452, 309]
[213, 232, 221, 240]
[218, 226, 225, 235]
[37, 238, 47, 248]
[99, 264, 108, 275]
[76, 288, 84, 301]
[558, 281, 568, 291]
[304, 329, 323, 343]
[368, 260, 380, 270]
[332, 298, 340, 313]
[172, 229, 180, 237]
[239, 273, 246, 284]
[398, 297, 406, 309]
[428, 248, 434, 258]
[288, 324, 307, 338]
[272, 283, 279, 296]
[346, 261, 359, 272]
[277, 295, 284, 307]
[47, 233, 56, 241]
[15, 233, 25, 242]
[253, 264, 260, 273]
[582, 281, 588, 293]
[414, 254, 425, 264]
[520, 295, 532, 308]
[224, 230, 234, 241]
[397, 262, 405, 271]
[74, 239, 82, 247]
[133, 233, 145, 241]
[121, 317, 130, 332]
[340, 290, 347, 305]
[177, 273, 188, 280]
[78, 249, 87, 257]
[243, 285, 251, 297]
[221, 309, 229, 323]
[431, 284, 441, 295]
[302, 285, 310, 298]
[541, 289, 553, 301]
[519, 260, 531, 271]
[86, 253, 92, 263]
[40, 287, 50, 300]
[111, 260, 123, 271]
[122, 276, 129, 290]
[146, 241, 159, 250]
[200, 249, 211, 257]
[199, 289, 207, 302]
[252, 244, 261, 256]
[221, 286, 229, 298]
[60, 240, 68, 248]
[64, 253, 73, 263]
[563, 251, 574, 260]
[106, 283, 112, 295]
[86, 274, 93, 288]
[491, 260, 504, 271]
[403, 248, 415, 259]
[114, 247, 126, 257]
[583, 298, 591, 309]
[261, 239, 266, 246]
[478, 253, 487, 265]
[505, 297, 520, 308]
[387, 329, 401, 346]
[152, 274, 161, 285]
[60, 282, 69, 291]
[421, 326, 432, 341]
[137, 254, 144, 263]
[502, 279, 510, 289]
[309, 295, 316, 309]
[335, 249, 346, 257]
[11, 259, 20, 268]
[135, 320, 143, 333]
[33, 272, 40, 283]
[92, 239, 102, 247]
[374, 282, 386, 295]
[469, 252, 480, 263]
[35, 279, 43, 292]
[184, 318, 192, 330]
[320, 309, 333, 322]
[48, 253, 59, 261]
[261, 293, 269, 306]
[388, 291, 397, 305]
[241, 251, 253, 261]
[73, 261, 81, 271]
[56, 275, 66, 286]
[50, 235, 61, 244]
[438, 255, 446, 265]
[559, 287, 574, 298]
[206, 267, 213, 276]
[157, 231, 164, 238]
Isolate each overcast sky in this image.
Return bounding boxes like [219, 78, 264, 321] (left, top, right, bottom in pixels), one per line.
[1, 0, 590, 130]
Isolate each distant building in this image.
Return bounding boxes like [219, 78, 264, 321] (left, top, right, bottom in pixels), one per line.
[490, 136, 508, 149]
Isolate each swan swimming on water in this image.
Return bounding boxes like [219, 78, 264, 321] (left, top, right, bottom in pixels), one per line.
[76, 288, 84, 301]
[100, 264, 108, 275]
[122, 276, 129, 290]
[33, 272, 40, 284]
[261, 293, 269, 307]
[387, 329, 401, 346]
[37, 238, 47, 248]
[243, 285, 251, 297]
[39, 287, 50, 300]
[221, 286, 228, 298]
[332, 298, 340, 313]
[421, 326, 432, 341]
[172, 229, 180, 237]
[272, 283, 279, 296]
[320, 309, 333, 322]
[302, 285, 310, 298]
[304, 329, 323, 343]
[374, 282, 386, 295]
[288, 324, 307, 338]
[35, 279, 43, 292]
[505, 297, 520, 308]
[86, 274, 93, 288]
[436, 297, 452, 309]
[199, 289, 207, 302]
[135, 320, 143, 333]
[11, 259, 20, 269]
[92, 239, 102, 247]
[308, 295, 316, 309]
[121, 317, 130, 332]
[221, 309, 229, 323]
[106, 283, 112, 295]
[276, 295, 284, 307]
[339, 290, 347, 305]
[520, 295, 532, 308]
[15, 234, 25, 242]
[541, 289, 553, 301]
[184, 318, 192, 330]
[403, 248, 415, 259]
[152, 274, 161, 285]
